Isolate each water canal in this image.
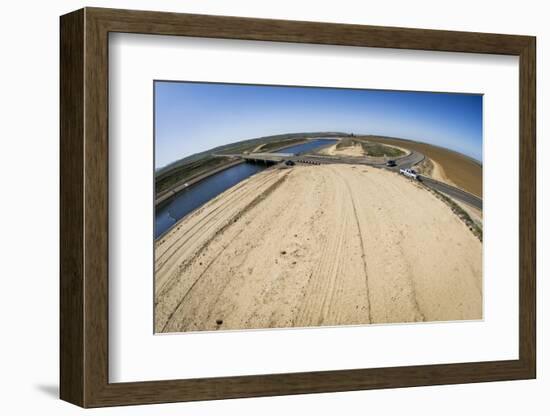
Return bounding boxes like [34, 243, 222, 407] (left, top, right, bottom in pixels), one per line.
[155, 138, 337, 238]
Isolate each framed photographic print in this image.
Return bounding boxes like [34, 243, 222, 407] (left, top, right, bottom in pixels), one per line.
[60, 7, 536, 407]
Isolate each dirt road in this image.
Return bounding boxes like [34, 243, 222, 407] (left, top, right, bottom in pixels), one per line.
[155, 165, 482, 333]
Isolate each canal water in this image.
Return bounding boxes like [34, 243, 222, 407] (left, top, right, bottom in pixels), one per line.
[275, 139, 335, 155]
[155, 138, 336, 238]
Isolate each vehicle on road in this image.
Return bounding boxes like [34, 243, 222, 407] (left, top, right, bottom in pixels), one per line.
[386, 160, 397, 167]
[400, 168, 419, 180]
[284, 160, 295, 166]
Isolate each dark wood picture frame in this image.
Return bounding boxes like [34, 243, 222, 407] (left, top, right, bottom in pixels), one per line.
[60, 7, 536, 408]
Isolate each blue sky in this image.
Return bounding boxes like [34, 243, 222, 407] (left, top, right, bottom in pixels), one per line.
[155, 81, 482, 168]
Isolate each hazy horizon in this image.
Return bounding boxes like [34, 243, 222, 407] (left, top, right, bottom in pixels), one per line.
[155, 81, 483, 168]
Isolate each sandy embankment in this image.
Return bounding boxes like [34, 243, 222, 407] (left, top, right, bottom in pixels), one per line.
[455, 199, 483, 229]
[319, 143, 364, 157]
[318, 141, 408, 159]
[417, 157, 458, 188]
[428, 158, 452, 185]
[155, 165, 482, 333]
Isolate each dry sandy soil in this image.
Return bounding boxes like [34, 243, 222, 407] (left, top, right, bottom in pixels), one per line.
[319, 143, 365, 157]
[362, 136, 482, 197]
[416, 157, 458, 187]
[455, 199, 483, 230]
[318, 141, 408, 160]
[155, 165, 482, 333]
[430, 158, 456, 186]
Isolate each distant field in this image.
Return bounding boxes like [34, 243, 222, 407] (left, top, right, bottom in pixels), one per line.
[362, 136, 482, 197]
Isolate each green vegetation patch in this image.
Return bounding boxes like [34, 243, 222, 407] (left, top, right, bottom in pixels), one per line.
[360, 141, 405, 157]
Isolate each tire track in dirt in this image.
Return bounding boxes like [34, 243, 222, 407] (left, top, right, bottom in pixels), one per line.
[337, 168, 373, 323]
[348, 170, 426, 323]
[156, 170, 276, 259]
[293, 166, 371, 327]
[228, 168, 330, 330]
[156, 171, 280, 272]
[155, 170, 287, 295]
[155, 164, 482, 332]
[156, 172, 290, 330]
[159, 167, 324, 332]
[292, 169, 346, 326]
[160, 173, 294, 332]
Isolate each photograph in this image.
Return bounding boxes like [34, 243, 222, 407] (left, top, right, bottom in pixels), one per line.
[50, 4, 539, 409]
[154, 81, 483, 334]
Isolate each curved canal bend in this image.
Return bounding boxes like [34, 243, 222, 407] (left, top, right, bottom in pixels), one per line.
[155, 139, 337, 238]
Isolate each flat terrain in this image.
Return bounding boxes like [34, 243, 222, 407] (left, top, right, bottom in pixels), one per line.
[361, 136, 482, 197]
[155, 165, 482, 333]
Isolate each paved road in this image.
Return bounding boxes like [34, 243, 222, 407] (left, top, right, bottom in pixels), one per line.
[299, 150, 424, 168]
[388, 151, 481, 209]
[391, 151, 425, 169]
[294, 151, 482, 210]
[217, 148, 482, 211]
[418, 176, 482, 210]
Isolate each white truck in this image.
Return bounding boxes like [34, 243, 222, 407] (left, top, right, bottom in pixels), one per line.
[399, 168, 419, 180]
